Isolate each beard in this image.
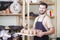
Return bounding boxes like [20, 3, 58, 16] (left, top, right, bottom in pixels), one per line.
[39, 11, 46, 15]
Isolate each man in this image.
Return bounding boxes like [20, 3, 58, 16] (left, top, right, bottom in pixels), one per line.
[33, 2, 55, 40]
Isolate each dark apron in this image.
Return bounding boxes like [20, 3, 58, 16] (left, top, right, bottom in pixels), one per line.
[34, 16, 49, 40]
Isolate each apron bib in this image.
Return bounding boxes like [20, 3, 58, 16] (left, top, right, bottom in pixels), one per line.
[34, 16, 49, 40]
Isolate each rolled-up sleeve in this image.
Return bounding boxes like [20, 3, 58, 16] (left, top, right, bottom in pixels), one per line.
[46, 16, 53, 28]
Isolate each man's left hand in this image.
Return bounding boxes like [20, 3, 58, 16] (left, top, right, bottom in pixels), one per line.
[36, 30, 45, 37]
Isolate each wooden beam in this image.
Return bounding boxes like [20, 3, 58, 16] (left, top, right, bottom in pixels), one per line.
[22, 0, 25, 40]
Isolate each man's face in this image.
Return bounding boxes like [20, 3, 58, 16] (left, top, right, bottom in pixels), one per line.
[39, 5, 47, 15]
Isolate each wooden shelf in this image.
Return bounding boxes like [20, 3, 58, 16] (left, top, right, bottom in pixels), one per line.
[25, 16, 37, 19]
[29, 16, 37, 19]
[0, 13, 22, 16]
[30, 2, 55, 5]
[21, 2, 55, 5]
[50, 16, 55, 18]
[26, 16, 54, 19]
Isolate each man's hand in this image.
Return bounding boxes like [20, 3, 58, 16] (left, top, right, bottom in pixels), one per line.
[21, 29, 25, 33]
[36, 30, 45, 37]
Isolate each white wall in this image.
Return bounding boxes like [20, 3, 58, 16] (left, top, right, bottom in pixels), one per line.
[0, 16, 17, 26]
[57, 0, 60, 37]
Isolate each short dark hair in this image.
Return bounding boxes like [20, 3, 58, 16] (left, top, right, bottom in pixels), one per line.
[40, 2, 48, 8]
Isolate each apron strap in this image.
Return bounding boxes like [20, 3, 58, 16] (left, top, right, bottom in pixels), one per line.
[42, 15, 48, 31]
[42, 15, 46, 22]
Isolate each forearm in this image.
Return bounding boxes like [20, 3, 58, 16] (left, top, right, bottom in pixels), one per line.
[43, 27, 55, 35]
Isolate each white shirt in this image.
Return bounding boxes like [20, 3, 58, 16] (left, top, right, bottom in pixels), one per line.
[33, 13, 53, 30]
